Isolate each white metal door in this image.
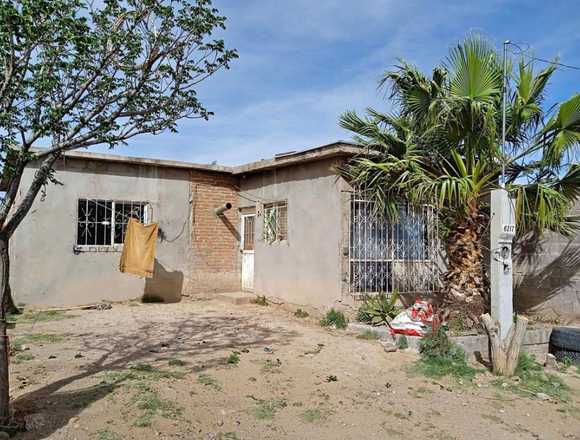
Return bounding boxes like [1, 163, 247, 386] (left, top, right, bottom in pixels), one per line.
[241, 214, 255, 291]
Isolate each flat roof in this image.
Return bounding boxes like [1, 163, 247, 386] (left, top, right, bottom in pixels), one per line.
[56, 149, 233, 173]
[233, 141, 360, 174]
[42, 141, 361, 175]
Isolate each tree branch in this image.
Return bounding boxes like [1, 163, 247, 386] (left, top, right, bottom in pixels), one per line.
[2, 153, 60, 238]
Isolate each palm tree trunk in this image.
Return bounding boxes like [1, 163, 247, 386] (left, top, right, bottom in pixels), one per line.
[442, 203, 488, 323]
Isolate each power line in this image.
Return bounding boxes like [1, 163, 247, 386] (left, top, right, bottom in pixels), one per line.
[506, 42, 580, 71]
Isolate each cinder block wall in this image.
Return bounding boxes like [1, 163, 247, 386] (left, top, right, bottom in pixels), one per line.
[188, 170, 241, 294]
[514, 202, 580, 322]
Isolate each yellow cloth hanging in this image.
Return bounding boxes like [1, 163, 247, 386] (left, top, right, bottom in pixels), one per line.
[119, 218, 159, 278]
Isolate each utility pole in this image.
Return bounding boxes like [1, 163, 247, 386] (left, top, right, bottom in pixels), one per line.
[490, 40, 516, 339]
[501, 40, 509, 188]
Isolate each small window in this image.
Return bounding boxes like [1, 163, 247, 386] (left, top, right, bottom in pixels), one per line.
[76, 199, 149, 246]
[263, 201, 288, 244]
[242, 215, 255, 251]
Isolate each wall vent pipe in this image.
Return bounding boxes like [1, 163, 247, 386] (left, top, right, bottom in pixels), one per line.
[214, 202, 232, 216]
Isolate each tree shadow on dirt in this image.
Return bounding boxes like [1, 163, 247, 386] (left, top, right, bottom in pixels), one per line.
[12, 307, 298, 439]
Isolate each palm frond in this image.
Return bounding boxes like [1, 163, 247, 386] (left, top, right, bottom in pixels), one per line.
[340, 33, 580, 241]
[513, 181, 578, 236]
[445, 35, 503, 103]
[541, 94, 580, 164]
[554, 164, 580, 201]
[379, 61, 443, 124]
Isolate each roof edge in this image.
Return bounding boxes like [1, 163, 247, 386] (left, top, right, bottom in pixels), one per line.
[22, 141, 362, 176]
[43, 149, 234, 173]
[231, 141, 361, 175]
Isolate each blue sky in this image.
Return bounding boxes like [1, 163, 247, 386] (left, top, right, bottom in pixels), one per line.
[91, 0, 580, 165]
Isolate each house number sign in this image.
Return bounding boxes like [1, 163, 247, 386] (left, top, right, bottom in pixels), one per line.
[502, 224, 515, 234]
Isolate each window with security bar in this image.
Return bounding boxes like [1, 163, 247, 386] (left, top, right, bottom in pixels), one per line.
[263, 201, 288, 244]
[76, 199, 150, 246]
[243, 215, 255, 251]
[348, 194, 439, 296]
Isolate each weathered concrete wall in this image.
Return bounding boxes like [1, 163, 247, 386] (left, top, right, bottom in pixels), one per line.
[239, 158, 346, 309]
[514, 202, 580, 321]
[348, 323, 552, 362]
[10, 157, 219, 306]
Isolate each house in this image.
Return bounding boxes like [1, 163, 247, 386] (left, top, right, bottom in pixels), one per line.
[7, 142, 580, 320]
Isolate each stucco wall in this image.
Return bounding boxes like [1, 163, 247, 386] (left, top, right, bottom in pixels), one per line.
[239, 158, 346, 309]
[10, 157, 194, 306]
[514, 201, 580, 321]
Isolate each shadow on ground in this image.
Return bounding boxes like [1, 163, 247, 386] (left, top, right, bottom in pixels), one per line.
[12, 305, 298, 439]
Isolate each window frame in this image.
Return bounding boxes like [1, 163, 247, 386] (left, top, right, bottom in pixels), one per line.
[263, 201, 288, 244]
[74, 199, 151, 251]
[348, 193, 439, 296]
[241, 214, 256, 251]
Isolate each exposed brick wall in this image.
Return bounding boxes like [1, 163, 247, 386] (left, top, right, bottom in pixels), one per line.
[187, 170, 241, 294]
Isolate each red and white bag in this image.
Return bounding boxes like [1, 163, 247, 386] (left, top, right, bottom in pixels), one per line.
[390, 299, 434, 337]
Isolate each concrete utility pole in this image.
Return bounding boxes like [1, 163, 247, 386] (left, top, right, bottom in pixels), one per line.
[490, 190, 516, 338]
[490, 40, 516, 339]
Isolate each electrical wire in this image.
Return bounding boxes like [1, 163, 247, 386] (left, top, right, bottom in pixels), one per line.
[507, 42, 580, 71]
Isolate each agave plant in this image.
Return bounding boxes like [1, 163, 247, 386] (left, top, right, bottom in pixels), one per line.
[357, 291, 401, 326]
[340, 34, 580, 320]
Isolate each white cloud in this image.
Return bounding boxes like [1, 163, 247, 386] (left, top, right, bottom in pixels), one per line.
[89, 0, 579, 166]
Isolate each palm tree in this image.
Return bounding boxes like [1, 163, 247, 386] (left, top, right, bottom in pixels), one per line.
[339, 35, 580, 322]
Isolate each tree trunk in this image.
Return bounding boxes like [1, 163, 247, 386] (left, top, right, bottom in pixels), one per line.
[0, 153, 59, 423]
[0, 237, 10, 421]
[482, 313, 528, 376]
[441, 202, 488, 324]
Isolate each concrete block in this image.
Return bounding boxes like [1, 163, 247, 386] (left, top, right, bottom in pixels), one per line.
[347, 323, 552, 362]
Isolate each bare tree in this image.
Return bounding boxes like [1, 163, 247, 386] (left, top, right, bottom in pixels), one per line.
[0, 0, 237, 420]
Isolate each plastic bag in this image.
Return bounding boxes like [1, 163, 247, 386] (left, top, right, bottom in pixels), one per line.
[390, 299, 434, 337]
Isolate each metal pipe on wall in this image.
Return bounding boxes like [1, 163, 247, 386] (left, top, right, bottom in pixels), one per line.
[214, 202, 232, 216]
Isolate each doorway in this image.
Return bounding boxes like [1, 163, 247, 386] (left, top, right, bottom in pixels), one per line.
[241, 214, 255, 291]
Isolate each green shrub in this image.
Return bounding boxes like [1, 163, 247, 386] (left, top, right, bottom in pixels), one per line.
[396, 335, 409, 349]
[252, 398, 287, 420]
[447, 312, 468, 335]
[419, 325, 454, 358]
[294, 308, 309, 318]
[302, 408, 323, 422]
[356, 330, 380, 340]
[167, 358, 186, 367]
[197, 374, 221, 390]
[96, 430, 122, 440]
[13, 333, 64, 346]
[8, 309, 70, 324]
[357, 292, 400, 326]
[412, 325, 476, 380]
[102, 363, 184, 384]
[561, 356, 573, 369]
[320, 309, 348, 329]
[496, 353, 570, 401]
[131, 383, 182, 427]
[13, 353, 35, 364]
[227, 352, 240, 365]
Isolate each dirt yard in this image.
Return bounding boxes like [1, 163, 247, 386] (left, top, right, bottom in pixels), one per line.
[6, 298, 580, 440]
